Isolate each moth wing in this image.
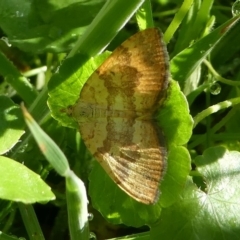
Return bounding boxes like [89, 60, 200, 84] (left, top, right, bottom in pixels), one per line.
[80, 118, 166, 204]
[79, 28, 169, 112]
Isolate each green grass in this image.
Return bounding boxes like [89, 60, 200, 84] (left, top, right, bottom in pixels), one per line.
[1, 0, 240, 239]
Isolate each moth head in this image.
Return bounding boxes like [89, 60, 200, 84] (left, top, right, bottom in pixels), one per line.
[68, 101, 93, 122]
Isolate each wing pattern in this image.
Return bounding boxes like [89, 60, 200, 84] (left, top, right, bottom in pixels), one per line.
[70, 28, 169, 204]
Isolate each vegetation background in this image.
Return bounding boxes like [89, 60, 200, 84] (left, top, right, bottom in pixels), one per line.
[0, 0, 240, 239]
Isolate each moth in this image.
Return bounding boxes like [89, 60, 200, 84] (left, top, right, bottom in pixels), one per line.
[67, 28, 169, 204]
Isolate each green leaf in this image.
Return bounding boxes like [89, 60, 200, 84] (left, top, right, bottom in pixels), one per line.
[170, 15, 240, 92]
[0, 95, 24, 154]
[136, 0, 154, 30]
[22, 105, 70, 177]
[48, 52, 110, 128]
[0, 231, 19, 240]
[66, 170, 89, 239]
[211, 19, 240, 67]
[164, 0, 193, 45]
[0, 52, 38, 105]
[222, 108, 240, 152]
[156, 80, 193, 146]
[68, 0, 145, 58]
[151, 146, 240, 239]
[0, 0, 106, 53]
[160, 145, 191, 207]
[171, 0, 213, 55]
[108, 232, 150, 240]
[0, 156, 55, 203]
